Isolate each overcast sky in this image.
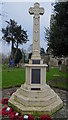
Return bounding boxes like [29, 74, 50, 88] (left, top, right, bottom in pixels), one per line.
[0, 1, 53, 56]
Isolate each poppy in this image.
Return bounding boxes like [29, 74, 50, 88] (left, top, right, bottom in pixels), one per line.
[19, 114, 34, 120]
[1, 98, 9, 105]
[28, 114, 34, 120]
[10, 91, 14, 96]
[40, 114, 53, 120]
[9, 111, 19, 120]
[0, 106, 12, 116]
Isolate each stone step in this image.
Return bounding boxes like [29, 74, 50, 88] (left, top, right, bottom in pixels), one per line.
[14, 91, 57, 107]
[21, 84, 51, 91]
[8, 94, 63, 116]
[15, 85, 55, 98]
[45, 95, 63, 115]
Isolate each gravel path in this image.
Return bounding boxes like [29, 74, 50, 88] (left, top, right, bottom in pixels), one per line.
[0, 87, 68, 119]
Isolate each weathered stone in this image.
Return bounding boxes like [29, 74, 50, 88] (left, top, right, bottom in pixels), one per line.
[29, 2, 44, 59]
[9, 2, 63, 116]
[9, 84, 63, 116]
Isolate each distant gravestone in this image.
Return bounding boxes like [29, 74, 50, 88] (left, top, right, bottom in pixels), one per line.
[58, 60, 62, 71]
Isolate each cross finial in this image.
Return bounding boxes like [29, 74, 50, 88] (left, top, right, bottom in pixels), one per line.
[29, 2, 44, 16]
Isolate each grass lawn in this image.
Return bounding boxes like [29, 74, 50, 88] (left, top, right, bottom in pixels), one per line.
[2, 64, 68, 89]
[46, 67, 68, 90]
[46, 67, 67, 81]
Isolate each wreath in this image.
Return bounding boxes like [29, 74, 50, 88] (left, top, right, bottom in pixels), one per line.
[1, 98, 9, 105]
[9, 111, 19, 120]
[19, 114, 34, 120]
[40, 114, 53, 120]
[0, 106, 12, 116]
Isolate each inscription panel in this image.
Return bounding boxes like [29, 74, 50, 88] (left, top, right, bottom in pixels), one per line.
[32, 60, 40, 64]
[31, 69, 40, 84]
[31, 88, 40, 90]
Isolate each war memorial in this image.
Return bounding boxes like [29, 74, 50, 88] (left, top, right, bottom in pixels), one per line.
[9, 2, 63, 116]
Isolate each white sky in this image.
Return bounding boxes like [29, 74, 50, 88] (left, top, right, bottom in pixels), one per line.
[0, 1, 53, 55]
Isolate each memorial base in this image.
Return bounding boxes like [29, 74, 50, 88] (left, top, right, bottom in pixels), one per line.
[8, 84, 63, 116]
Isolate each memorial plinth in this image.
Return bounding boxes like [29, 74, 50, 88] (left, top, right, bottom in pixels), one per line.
[9, 2, 63, 116]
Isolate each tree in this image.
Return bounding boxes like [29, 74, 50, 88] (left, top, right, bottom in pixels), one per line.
[2, 19, 28, 61]
[2, 19, 17, 59]
[14, 25, 28, 61]
[14, 48, 22, 65]
[29, 53, 32, 59]
[40, 48, 45, 55]
[45, 2, 68, 57]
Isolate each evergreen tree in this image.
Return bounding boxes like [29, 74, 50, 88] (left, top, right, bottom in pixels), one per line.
[2, 19, 28, 60]
[45, 2, 68, 57]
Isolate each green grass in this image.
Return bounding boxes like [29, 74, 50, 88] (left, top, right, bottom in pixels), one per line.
[2, 64, 68, 89]
[46, 67, 68, 90]
[2, 64, 25, 88]
[46, 67, 67, 81]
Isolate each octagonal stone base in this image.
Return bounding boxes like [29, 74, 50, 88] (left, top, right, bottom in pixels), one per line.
[8, 84, 63, 116]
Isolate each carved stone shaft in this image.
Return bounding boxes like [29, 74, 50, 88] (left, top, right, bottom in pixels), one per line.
[29, 2, 44, 59]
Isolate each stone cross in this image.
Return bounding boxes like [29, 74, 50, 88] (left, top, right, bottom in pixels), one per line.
[29, 3, 44, 59]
